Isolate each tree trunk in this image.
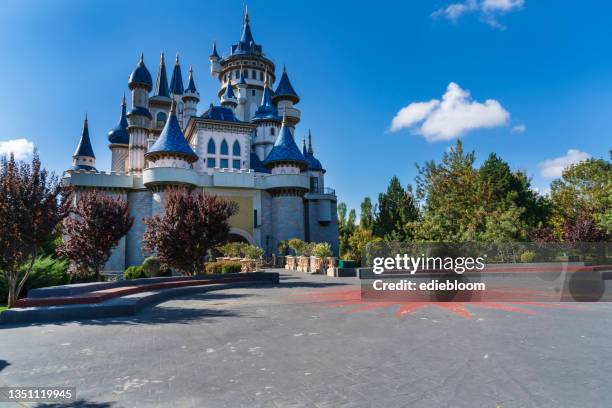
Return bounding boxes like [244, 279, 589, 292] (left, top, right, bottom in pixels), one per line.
[95, 266, 101, 282]
[7, 272, 17, 308]
[15, 253, 36, 303]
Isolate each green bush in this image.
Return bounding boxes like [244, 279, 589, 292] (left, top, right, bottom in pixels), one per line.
[243, 245, 264, 260]
[124, 265, 146, 280]
[0, 256, 70, 303]
[520, 250, 537, 263]
[277, 240, 289, 256]
[142, 256, 171, 277]
[313, 242, 333, 259]
[221, 262, 242, 274]
[219, 242, 247, 258]
[205, 261, 242, 274]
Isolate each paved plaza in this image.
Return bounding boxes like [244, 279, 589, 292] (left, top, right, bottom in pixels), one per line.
[2, 270, 612, 407]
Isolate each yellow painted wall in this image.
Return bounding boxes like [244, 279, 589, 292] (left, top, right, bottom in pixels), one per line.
[203, 188, 254, 237]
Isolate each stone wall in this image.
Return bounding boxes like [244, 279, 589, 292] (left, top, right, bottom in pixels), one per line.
[126, 190, 152, 266]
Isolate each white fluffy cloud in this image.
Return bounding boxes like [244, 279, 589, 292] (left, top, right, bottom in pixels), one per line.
[511, 124, 526, 133]
[390, 82, 510, 141]
[538, 149, 591, 178]
[0, 138, 35, 160]
[433, 0, 524, 28]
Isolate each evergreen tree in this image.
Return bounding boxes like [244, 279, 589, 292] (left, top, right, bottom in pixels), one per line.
[373, 176, 419, 241]
[359, 197, 373, 229]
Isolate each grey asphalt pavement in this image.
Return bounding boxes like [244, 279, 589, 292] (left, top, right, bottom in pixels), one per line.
[1, 270, 612, 408]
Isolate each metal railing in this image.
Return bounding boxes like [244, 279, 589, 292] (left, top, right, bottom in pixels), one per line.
[309, 187, 336, 195]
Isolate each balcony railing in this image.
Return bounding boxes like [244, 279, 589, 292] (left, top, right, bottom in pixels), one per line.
[309, 187, 336, 195]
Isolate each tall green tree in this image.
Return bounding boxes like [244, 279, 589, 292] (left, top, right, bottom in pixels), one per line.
[550, 155, 612, 236]
[373, 176, 419, 241]
[359, 197, 373, 229]
[415, 141, 480, 241]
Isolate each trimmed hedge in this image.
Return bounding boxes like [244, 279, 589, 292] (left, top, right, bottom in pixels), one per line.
[124, 265, 147, 280]
[0, 256, 70, 303]
[205, 261, 242, 275]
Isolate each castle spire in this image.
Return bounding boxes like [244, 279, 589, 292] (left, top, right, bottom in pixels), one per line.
[308, 129, 313, 154]
[154, 51, 170, 98]
[169, 53, 184, 95]
[72, 114, 97, 171]
[108, 95, 129, 145]
[185, 66, 198, 94]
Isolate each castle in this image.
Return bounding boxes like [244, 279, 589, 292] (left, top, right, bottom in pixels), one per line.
[65, 10, 339, 272]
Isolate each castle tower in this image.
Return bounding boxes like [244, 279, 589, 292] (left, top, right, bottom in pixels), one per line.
[220, 77, 238, 111]
[273, 66, 301, 128]
[302, 130, 326, 192]
[169, 54, 185, 127]
[144, 100, 199, 215]
[263, 111, 309, 246]
[72, 115, 97, 171]
[149, 51, 172, 140]
[127, 54, 153, 173]
[107, 95, 129, 172]
[210, 9, 276, 122]
[209, 41, 221, 75]
[251, 72, 281, 161]
[183, 67, 199, 126]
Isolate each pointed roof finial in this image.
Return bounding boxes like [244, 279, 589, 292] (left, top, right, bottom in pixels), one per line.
[84, 113, 88, 126]
[244, 4, 249, 24]
[308, 129, 313, 154]
[169, 99, 176, 116]
[283, 64, 286, 73]
[160, 50, 165, 63]
[175, 53, 180, 64]
[121, 93, 126, 108]
[140, 53, 144, 63]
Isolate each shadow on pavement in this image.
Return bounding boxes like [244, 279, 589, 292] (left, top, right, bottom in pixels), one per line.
[1, 293, 248, 329]
[36, 400, 115, 408]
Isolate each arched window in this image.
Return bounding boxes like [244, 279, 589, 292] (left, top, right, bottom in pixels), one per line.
[207, 139, 216, 154]
[243, 70, 248, 79]
[232, 140, 241, 156]
[156, 112, 167, 128]
[220, 139, 228, 155]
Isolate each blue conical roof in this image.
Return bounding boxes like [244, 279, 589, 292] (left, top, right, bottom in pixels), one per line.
[169, 54, 184, 95]
[231, 8, 263, 55]
[153, 52, 170, 98]
[210, 41, 220, 59]
[252, 77, 280, 121]
[221, 84, 237, 105]
[146, 102, 197, 162]
[74, 115, 95, 158]
[263, 114, 307, 168]
[185, 67, 198, 94]
[128, 54, 152, 90]
[304, 130, 324, 172]
[108, 96, 130, 145]
[274, 66, 299, 103]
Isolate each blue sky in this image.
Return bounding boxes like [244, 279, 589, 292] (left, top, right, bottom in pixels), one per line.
[0, 0, 610, 212]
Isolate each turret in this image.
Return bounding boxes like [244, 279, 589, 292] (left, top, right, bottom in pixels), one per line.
[149, 51, 172, 135]
[107, 96, 130, 172]
[72, 115, 97, 171]
[237, 65, 248, 104]
[220, 80, 238, 110]
[251, 71, 281, 160]
[263, 111, 307, 174]
[183, 67, 199, 125]
[273, 66, 301, 128]
[209, 41, 221, 75]
[169, 54, 185, 127]
[145, 100, 198, 169]
[302, 129, 325, 193]
[127, 53, 153, 173]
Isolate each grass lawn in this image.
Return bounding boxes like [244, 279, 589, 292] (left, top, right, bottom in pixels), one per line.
[0, 305, 7, 314]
